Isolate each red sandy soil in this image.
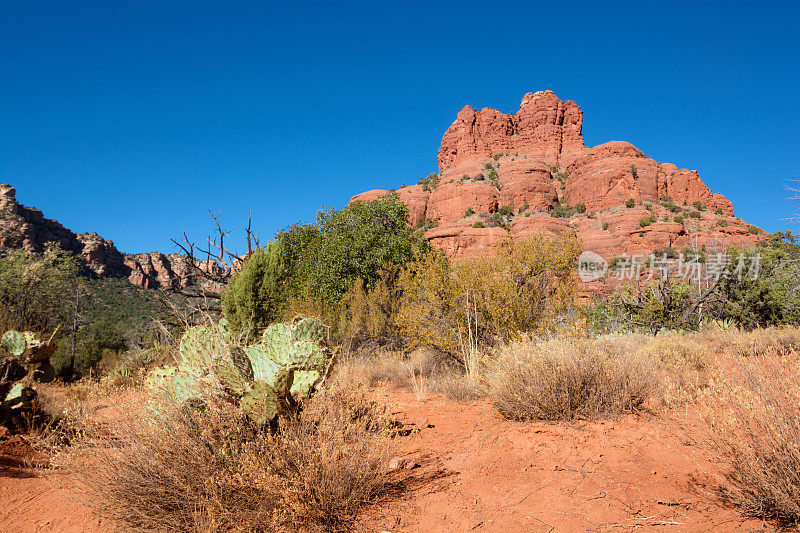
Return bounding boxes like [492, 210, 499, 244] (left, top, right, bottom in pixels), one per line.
[0, 389, 778, 532]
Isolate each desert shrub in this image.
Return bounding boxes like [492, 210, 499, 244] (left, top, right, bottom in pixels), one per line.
[674, 215, 685, 224]
[497, 205, 514, 217]
[687, 210, 702, 219]
[550, 202, 575, 218]
[639, 215, 656, 227]
[701, 326, 800, 358]
[487, 338, 658, 421]
[472, 221, 485, 228]
[715, 208, 725, 215]
[61, 383, 399, 532]
[483, 162, 493, 170]
[692, 200, 706, 211]
[576, 202, 587, 214]
[709, 234, 800, 327]
[0, 245, 79, 332]
[652, 246, 678, 258]
[221, 240, 288, 340]
[396, 234, 580, 356]
[334, 268, 402, 347]
[602, 222, 610, 230]
[282, 194, 427, 306]
[418, 172, 439, 191]
[485, 212, 506, 228]
[661, 199, 681, 213]
[702, 354, 800, 523]
[518, 202, 529, 214]
[464, 207, 474, 217]
[625, 198, 635, 208]
[748, 225, 760, 234]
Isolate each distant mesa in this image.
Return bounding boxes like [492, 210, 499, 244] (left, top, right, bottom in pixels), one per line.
[351, 90, 759, 260]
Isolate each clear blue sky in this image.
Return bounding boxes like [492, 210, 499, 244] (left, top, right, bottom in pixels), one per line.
[2, 1, 798, 253]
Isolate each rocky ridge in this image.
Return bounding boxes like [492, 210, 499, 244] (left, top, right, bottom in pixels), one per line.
[351, 90, 762, 260]
[0, 183, 206, 289]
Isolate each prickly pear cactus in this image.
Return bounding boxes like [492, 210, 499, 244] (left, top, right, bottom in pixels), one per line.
[179, 325, 224, 376]
[1, 331, 26, 357]
[148, 317, 332, 427]
[1, 328, 59, 423]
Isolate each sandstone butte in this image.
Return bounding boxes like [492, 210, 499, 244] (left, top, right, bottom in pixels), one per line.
[350, 90, 763, 263]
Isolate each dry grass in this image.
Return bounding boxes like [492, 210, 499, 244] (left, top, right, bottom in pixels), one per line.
[334, 346, 484, 402]
[57, 384, 401, 532]
[486, 338, 660, 421]
[701, 353, 800, 524]
[696, 325, 800, 358]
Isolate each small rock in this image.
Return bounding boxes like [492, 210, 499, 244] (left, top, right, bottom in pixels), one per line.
[415, 415, 429, 429]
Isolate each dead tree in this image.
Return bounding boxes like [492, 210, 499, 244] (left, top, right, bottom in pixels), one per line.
[158, 211, 260, 326]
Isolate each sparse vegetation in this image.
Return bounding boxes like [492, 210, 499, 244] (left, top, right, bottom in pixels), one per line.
[625, 198, 635, 208]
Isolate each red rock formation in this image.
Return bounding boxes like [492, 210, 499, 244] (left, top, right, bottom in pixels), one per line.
[0, 183, 220, 290]
[351, 91, 760, 260]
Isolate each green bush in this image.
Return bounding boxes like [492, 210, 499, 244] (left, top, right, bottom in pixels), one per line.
[472, 221, 485, 228]
[639, 216, 656, 227]
[285, 195, 427, 306]
[692, 201, 706, 211]
[464, 207, 475, 217]
[576, 202, 586, 214]
[674, 215, 685, 224]
[0, 245, 79, 332]
[221, 241, 288, 340]
[687, 210, 701, 219]
[602, 222, 610, 231]
[418, 173, 439, 191]
[625, 199, 635, 208]
[748, 225, 760, 235]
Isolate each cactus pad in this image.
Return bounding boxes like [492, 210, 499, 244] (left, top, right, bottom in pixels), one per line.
[240, 382, 280, 425]
[179, 326, 224, 375]
[291, 316, 325, 344]
[213, 345, 251, 396]
[290, 370, 322, 399]
[1, 331, 26, 357]
[245, 344, 282, 383]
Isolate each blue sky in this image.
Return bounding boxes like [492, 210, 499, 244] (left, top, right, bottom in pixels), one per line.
[2, 1, 798, 253]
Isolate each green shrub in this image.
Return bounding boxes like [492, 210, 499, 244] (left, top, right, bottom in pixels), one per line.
[418, 173, 439, 191]
[625, 199, 635, 208]
[464, 207, 475, 217]
[576, 202, 587, 214]
[222, 241, 289, 340]
[674, 215, 685, 224]
[550, 202, 575, 219]
[715, 208, 724, 215]
[497, 205, 514, 217]
[748, 225, 760, 235]
[282, 195, 427, 307]
[639, 216, 656, 227]
[472, 221, 485, 228]
[692, 201, 706, 211]
[602, 222, 610, 231]
[688, 210, 702, 219]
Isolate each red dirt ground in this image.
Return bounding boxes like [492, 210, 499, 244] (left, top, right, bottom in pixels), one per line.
[0, 388, 778, 532]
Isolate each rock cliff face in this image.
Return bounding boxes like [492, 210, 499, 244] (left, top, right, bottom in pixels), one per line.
[351, 90, 761, 260]
[0, 183, 207, 289]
